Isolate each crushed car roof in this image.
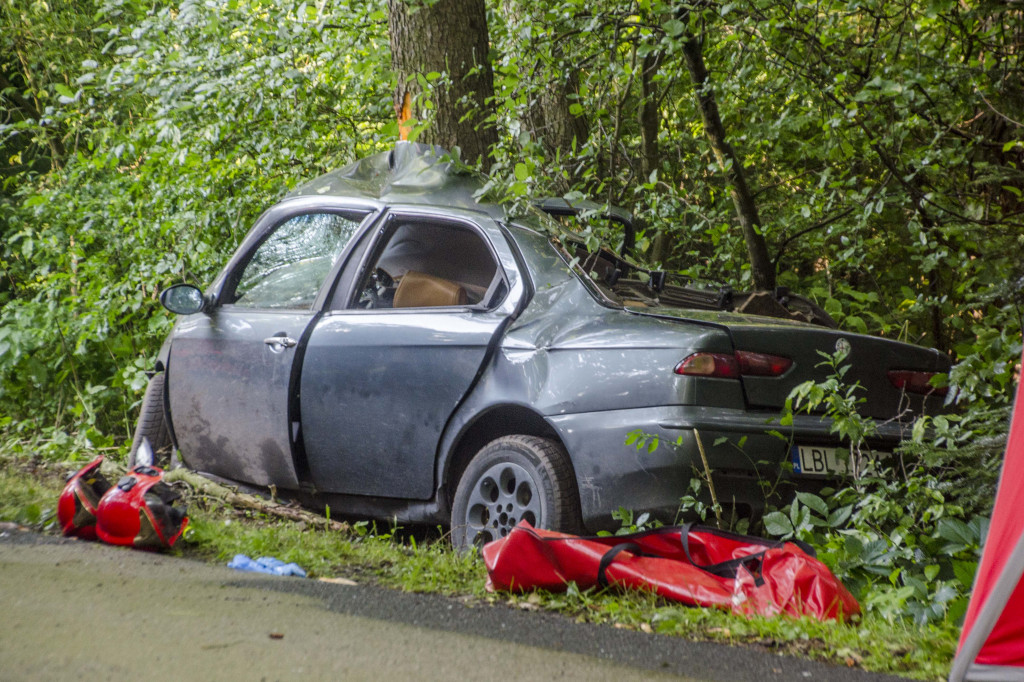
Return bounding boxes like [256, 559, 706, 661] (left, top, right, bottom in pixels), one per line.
[288, 142, 506, 220]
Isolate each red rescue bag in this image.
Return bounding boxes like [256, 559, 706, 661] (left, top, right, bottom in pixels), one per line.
[57, 456, 112, 540]
[482, 522, 859, 622]
[96, 465, 188, 550]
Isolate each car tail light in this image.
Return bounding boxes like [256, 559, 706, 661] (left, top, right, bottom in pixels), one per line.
[735, 350, 793, 376]
[887, 369, 949, 396]
[675, 351, 791, 379]
[675, 353, 740, 378]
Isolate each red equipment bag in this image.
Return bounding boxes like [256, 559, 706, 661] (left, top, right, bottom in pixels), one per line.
[57, 456, 112, 540]
[482, 522, 859, 622]
[95, 465, 188, 550]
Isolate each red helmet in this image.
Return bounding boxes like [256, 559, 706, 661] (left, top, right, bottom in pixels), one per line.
[57, 456, 112, 539]
[96, 465, 188, 549]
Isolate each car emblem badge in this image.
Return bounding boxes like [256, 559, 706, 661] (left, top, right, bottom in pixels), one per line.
[835, 338, 852, 357]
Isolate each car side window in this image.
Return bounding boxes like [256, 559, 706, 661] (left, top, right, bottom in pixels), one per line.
[232, 212, 363, 309]
[351, 219, 501, 310]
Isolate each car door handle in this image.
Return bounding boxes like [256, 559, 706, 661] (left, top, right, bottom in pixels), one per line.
[263, 336, 297, 349]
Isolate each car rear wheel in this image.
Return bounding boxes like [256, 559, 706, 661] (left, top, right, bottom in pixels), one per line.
[128, 373, 174, 469]
[450, 435, 582, 551]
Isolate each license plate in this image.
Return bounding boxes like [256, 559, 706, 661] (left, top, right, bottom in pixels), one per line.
[790, 445, 877, 476]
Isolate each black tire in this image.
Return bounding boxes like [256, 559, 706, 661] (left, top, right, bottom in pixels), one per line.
[450, 435, 582, 551]
[129, 373, 174, 469]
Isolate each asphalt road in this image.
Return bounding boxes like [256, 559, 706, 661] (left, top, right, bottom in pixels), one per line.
[0, 529, 913, 681]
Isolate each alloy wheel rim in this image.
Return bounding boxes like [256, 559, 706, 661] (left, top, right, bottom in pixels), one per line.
[462, 461, 542, 547]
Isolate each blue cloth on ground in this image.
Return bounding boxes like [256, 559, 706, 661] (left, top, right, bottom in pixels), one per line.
[227, 553, 307, 577]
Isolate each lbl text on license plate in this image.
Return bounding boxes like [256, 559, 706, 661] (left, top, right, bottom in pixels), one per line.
[790, 445, 870, 475]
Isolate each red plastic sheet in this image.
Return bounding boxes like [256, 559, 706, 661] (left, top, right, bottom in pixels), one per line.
[956, 350, 1024, 670]
[483, 523, 859, 622]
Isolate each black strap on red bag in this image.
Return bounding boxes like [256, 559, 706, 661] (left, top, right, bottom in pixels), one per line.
[680, 523, 815, 585]
[597, 542, 645, 588]
[596, 523, 816, 589]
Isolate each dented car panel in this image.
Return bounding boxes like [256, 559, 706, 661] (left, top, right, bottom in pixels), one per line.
[149, 143, 952, 538]
[299, 207, 526, 500]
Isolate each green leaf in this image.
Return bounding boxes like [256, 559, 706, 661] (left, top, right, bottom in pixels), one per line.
[762, 511, 793, 536]
[953, 560, 978, 588]
[826, 504, 852, 528]
[937, 518, 975, 547]
[514, 163, 529, 181]
[662, 18, 685, 37]
[844, 535, 864, 555]
[55, 84, 74, 98]
[795, 492, 828, 517]
[845, 316, 868, 334]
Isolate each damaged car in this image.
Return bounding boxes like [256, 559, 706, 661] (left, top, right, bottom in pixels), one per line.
[135, 143, 951, 549]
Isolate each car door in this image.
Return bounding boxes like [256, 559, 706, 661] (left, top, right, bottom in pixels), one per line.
[300, 208, 526, 499]
[167, 206, 370, 489]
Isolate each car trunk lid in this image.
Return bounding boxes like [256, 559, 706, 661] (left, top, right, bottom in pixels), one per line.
[630, 307, 951, 421]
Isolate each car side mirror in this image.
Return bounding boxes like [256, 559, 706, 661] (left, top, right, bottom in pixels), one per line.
[160, 284, 206, 315]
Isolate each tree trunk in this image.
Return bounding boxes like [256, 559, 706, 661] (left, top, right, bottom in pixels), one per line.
[526, 70, 589, 178]
[498, 0, 588, 189]
[680, 34, 775, 291]
[635, 50, 663, 259]
[387, 0, 498, 168]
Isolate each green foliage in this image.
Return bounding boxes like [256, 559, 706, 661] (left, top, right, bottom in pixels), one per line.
[783, 349, 879, 476]
[763, 482, 987, 627]
[1, 0, 393, 448]
[0, 463, 61, 528]
[486, 0, 1022, 415]
[605, 506, 660, 535]
[624, 427, 664, 454]
[766, 353, 993, 626]
[676, 477, 719, 526]
[650, 603, 960, 680]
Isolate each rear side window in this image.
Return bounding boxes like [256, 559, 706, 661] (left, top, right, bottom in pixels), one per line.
[232, 212, 363, 309]
[350, 219, 502, 310]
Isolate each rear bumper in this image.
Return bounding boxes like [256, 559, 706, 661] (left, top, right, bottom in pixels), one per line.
[549, 405, 914, 530]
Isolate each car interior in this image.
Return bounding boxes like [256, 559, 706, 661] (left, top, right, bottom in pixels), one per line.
[353, 220, 505, 310]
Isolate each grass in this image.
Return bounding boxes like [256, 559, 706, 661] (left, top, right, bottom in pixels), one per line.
[0, 456, 67, 526]
[0, 447, 959, 680]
